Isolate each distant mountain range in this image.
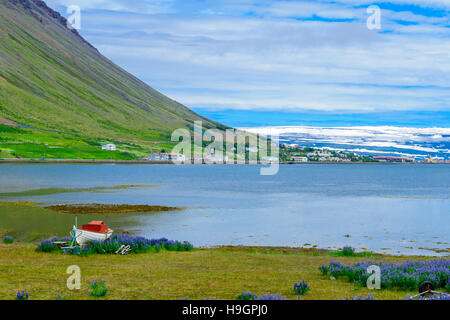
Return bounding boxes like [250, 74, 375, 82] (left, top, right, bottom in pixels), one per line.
[0, 0, 225, 148]
[243, 126, 450, 160]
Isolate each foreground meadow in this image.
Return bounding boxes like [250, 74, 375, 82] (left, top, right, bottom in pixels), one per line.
[0, 243, 442, 300]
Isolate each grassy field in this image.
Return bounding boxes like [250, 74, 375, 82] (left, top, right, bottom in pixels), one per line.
[0, 243, 436, 300]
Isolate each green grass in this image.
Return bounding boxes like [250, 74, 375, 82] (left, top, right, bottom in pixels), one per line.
[89, 280, 108, 298]
[0, 125, 165, 160]
[328, 247, 373, 258]
[0, 243, 437, 300]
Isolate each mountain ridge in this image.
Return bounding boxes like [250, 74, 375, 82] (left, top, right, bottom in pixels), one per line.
[0, 0, 226, 147]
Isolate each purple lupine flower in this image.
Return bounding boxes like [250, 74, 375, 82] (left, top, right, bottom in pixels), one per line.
[294, 280, 310, 295]
[320, 259, 450, 291]
[3, 236, 14, 244]
[16, 290, 29, 300]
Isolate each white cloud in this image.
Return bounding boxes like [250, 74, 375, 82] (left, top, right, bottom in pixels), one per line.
[252, 1, 361, 19]
[329, 0, 450, 10]
[45, 0, 174, 14]
[45, 0, 450, 114]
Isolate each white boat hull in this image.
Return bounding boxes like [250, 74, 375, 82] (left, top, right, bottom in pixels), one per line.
[74, 229, 113, 245]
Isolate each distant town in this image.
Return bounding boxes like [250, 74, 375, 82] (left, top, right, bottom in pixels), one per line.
[140, 143, 450, 164]
[278, 144, 450, 164]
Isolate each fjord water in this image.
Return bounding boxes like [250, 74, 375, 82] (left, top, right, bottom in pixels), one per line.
[0, 164, 449, 256]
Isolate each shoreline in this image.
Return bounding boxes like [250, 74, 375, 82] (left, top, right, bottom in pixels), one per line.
[209, 245, 440, 258]
[0, 158, 444, 165]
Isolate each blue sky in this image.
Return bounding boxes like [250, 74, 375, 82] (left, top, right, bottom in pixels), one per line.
[47, 0, 449, 127]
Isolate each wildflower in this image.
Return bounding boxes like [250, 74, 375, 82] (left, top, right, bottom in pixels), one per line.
[89, 280, 108, 297]
[294, 280, 310, 295]
[16, 290, 29, 300]
[3, 236, 14, 244]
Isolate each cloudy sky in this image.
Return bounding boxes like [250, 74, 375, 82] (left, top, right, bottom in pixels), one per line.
[47, 0, 449, 127]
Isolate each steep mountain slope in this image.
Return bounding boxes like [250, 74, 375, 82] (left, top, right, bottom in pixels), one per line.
[0, 0, 225, 145]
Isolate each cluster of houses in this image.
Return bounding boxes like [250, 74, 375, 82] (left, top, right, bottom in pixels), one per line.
[305, 150, 352, 162]
[147, 153, 231, 163]
[100, 141, 449, 164]
[288, 149, 353, 163]
[148, 153, 186, 162]
[373, 156, 414, 163]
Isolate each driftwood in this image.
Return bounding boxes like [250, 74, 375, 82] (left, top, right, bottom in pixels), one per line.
[115, 245, 131, 255]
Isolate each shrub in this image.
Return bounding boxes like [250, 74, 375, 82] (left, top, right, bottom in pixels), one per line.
[445, 280, 450, 293]
[89, 280, 108, 297]
[294, 280, 310, 295]
[16, 290, 29, 300]
[329, 247, 372, 258]
[3, 236, 14, 244]
[341, 246, 355, 256]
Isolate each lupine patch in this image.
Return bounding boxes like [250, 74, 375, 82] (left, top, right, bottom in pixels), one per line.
[254, 293, 286, 300]
[320, 259, 450, 291]
[36, 237, 72, 252]
[341, 294, 376, 300]
[81, 235, 194, 255]
[3, 236, 14, 244]
[236, 292, 286, 300]
[293, 280, 310, 295]
[36, 239, 59, 252]
[236, 291, 256, 300]
[36, 235, 194, 255]
[16, 290, 29, 300]
[89, 280, 108, 297]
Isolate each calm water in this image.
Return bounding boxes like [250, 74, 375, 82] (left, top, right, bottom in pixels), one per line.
[0, 164, 449, 256]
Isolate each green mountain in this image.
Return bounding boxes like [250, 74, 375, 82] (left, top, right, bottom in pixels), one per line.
[0, 0, 226, 159]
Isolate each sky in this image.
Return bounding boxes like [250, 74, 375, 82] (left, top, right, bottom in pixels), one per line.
[46, 0, 450, 127]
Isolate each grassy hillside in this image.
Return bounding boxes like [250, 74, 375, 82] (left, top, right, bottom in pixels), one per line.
[0, 124, 176, 159]
[0, 0, 226, 159]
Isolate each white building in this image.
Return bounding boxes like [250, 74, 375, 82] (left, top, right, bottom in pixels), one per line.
[102, 144, 116, 151]
[291, 156, 308, 163]
[148, 153, 186, 162]
[307, 151, 332, 158]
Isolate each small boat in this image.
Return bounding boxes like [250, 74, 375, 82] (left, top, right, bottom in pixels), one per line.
[71, 221, 113, 245]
